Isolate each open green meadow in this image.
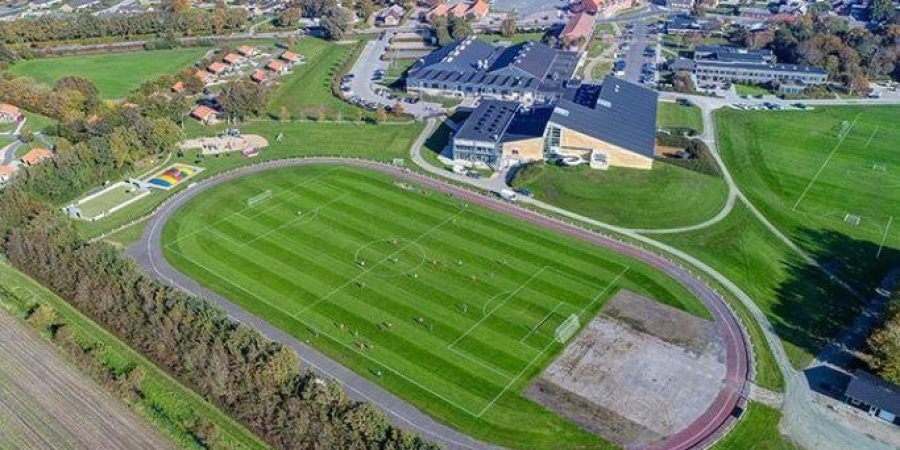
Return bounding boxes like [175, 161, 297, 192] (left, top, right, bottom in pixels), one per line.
[511, 162, 728, 229]
[8, 48, 207, 99]
[711, 402, 797, 450]
[77, 184, 146, 219]
[717, 106, 900, 292]
[657, 101, 703, 133]
[162, 165, 708, 449]
[267, 38, 366, 120]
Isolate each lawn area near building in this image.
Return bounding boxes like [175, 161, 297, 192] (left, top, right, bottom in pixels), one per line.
[7, 47, 208, 99]
[716, 106, 900, 297]
[267, 38, 367, 120]
[657, 101, 703, 134]
[510, 161, 728, 230]
[735, 83, 772, 97]
[162, 165, 708, 450]
[0, 262, 270, 450]
[711, 402, 797, 450]
[657, 203, 863, 368]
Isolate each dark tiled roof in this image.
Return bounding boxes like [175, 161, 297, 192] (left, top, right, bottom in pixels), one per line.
[550, 76, 658, 158]
[694, 45, 773, 64]
[454, 100, 519, 142]
[845, 369, 900, 413]
[501, 104, 554, 142]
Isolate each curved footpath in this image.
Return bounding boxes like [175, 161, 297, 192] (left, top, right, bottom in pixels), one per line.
[130, 157, 749, 450]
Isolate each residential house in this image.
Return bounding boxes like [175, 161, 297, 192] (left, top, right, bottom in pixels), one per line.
[190, 105, 218, 125]
[223, 53, 242, 65]
[451, 77, 658, 170]
[251, 69, 268, 84]
[237, 45, 259, 57]
[429, 0, 489, 22]
[195, 70, 213, 85]
[267, 59, 288, 73]
[0, 165, 15, 184]
[377, 5, 405, 27]
[20, 148, 53, 166]
[172, 81, 186, 93]
[0, 103, 22, 122]
[560, 12, 595, 50]
[279, 51, 301, 65]
[207, 62, 228, 75]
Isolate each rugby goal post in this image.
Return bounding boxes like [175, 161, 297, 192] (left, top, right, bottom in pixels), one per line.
[554, 314, 580, 343]
[247, 190, 272, 207]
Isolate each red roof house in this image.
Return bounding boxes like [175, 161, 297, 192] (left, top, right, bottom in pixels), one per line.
[20, 148, 52, 166]
[223, 53, 242, 65]
[190, 105, 218, 124]
[0, 103, 21, 122]
[207, 62, 227, 74]
[561, 12, 595, 49]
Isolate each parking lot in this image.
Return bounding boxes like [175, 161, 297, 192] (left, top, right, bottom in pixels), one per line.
[614, 21, 662, 86]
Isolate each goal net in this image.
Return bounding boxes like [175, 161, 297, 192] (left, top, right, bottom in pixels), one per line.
[554, 314, 580, 343]
[247, 190, 272, 207]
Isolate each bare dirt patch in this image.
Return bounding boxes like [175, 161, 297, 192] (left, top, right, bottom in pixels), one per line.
[0, 311, 174, 450]
[180, 134, 268, 155]
[525, 290, 727, 448]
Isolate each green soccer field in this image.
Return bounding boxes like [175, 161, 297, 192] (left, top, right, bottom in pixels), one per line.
[7, 48, 207, 99]
[717, 106, 900, 283]
[162, 165, 707, 449]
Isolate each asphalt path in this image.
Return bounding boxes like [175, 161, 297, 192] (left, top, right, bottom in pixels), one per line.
[131, 157, 749, 450]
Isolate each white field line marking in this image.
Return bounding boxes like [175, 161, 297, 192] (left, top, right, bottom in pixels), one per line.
[577, 266, 630, 318]
[206, 228, 245, 248]
[449, 266, 550, 350]
[445, 345, 514, 379]
[520, 302, 563, 345]
[476, 337, 556, 417]
[238, 181, 345, 221]
[239, 192, 348, 248]
[293, 209, 467, 318]
[876, 216, 893, 259]
[792, 113, 861, 212]
[166, 169, 339, 247]
[168, 247, 487, 416]
[865, 126, 879, 148]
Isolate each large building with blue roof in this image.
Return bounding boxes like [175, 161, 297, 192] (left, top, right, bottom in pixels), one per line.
[406, 37, 582, 103]
[452, 76, 659, 170]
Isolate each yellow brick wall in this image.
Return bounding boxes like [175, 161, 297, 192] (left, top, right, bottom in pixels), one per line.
[558, 127, 653, 170]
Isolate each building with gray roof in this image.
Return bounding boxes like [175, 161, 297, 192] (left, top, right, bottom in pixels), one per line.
[845, 369, 900, 425]
[451, 77, 658, 170]
[686, 45, 827, 88]
[407, 37, 582, 104]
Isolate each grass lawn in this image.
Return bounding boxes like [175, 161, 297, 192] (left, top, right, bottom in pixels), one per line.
[711, 402, 797, 450]
[656, 203, 863, 368]
[22, 110, 56, 134]
[657, 101, 703, 133]
[735, 83, 772, 97]
[77, 184, 148, 219]
[510, 162, 728, 230]
[162, 165, 709, 449]
[0, 121, 15, 134]
[0, 262, 270, 450]
[591, 60, 613, 80]
[267, 38, 368, 120]
[7, 48, 207, 99]
[76, 120, 423, 239]
[717, 106, 900, 295]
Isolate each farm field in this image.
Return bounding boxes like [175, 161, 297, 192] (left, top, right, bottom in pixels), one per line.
[0, 262, 270, 450]
[716, 106, 900, 293]
[657, 101, 704, 133]
[657, 203, 862, 368]
[7, 48, 207, 99]
[161, 165, 708, 449]
[267, 38, 366, 120]
[510, 162, 728, 230]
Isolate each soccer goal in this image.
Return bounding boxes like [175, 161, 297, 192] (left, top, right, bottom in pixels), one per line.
[247, 190, 272, 207]
[554, 314, 580, 343]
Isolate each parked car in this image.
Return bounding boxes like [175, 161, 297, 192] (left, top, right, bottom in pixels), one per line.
[513, 187, 533, 197]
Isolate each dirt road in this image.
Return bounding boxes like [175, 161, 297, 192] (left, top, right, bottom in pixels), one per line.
[0, 310, 174, 450]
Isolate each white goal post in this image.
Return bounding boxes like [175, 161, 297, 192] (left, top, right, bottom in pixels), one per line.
[247, 190, 272, 207]
[554, 314, 580, 343]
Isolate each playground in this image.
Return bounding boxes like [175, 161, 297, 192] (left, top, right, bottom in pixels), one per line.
[160, 165, 709, 449]
[180, 134, 269, 156]
[146, 164, 204, 190]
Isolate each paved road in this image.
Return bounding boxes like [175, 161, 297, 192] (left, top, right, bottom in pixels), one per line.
[0, 309, 175, 450]
[132, 156, 749, 450]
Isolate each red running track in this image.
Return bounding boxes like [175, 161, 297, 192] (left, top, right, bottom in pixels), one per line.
[143, 158, 750, 450]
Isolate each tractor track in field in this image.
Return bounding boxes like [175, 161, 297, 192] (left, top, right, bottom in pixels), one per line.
[130, 157, 749, 450]
[0, 310, 175, 450]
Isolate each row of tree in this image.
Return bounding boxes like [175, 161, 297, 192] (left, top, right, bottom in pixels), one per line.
[865, 294, 900, 384]
[732, 13, 900, 91]
[0, 7, 247, 45]
[0, 74, 436, 450]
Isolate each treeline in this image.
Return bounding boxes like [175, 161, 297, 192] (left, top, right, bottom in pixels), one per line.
[865, 293, 900, 384]
[0, 75, 436, 450]
[0, 8, 247, 45]
[733, 13, 900, 91]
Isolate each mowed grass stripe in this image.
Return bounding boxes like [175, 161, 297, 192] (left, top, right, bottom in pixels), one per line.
[163, 166, 708, 449]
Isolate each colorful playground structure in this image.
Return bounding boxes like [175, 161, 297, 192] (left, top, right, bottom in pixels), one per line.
[146, 164, 204, 190]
